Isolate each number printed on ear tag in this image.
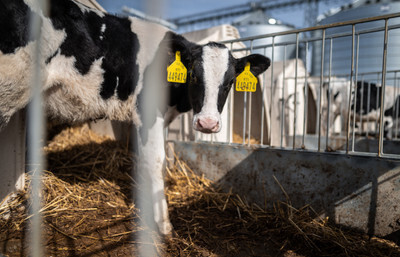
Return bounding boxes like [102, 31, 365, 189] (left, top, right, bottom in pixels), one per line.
[167, 51, 187, 83]
[235, 62, 257, 92]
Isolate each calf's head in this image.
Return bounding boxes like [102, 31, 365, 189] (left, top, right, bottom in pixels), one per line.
[168, 35, 270, 134]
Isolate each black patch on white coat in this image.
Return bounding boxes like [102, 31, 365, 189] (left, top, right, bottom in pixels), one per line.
[353, 81, 382, 114]
[46, 0, 140, 101]
[0, 0, 37, 53]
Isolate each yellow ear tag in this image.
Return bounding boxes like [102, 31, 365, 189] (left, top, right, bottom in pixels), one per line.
[167, 51, 187, 83]
[235, 62, 257, 92]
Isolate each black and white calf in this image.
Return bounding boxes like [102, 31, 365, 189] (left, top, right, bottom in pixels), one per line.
[354, 81, 400, 138]
[0, 0, 270, 235]
[324, 80, 398, 138]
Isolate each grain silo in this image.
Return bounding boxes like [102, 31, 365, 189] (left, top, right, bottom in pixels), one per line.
[233, 10, 297, 61]
[312, 0, 400, 82]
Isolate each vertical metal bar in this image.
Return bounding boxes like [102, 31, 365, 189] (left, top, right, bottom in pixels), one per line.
[179, 116, 183, 141]
[248, 41, 254, 146]
[346, 25, 356, 154]
[269, 37, 275, 146]
[260, 47, 267, 145]
[302, 41, 309, 148]
[378, 19, 389, 156]
[242, 49, 249, 145]
[325, 38, 333, 151]
[318, 29, 326, 152]
[242, 94, 247, 144]
[351, 33, 360, 152]
[395, 72, 399, 139]
[28, 1, 48, 257]
[392, 72, 397, 139]
[359, 76, 365, 135]
[137, 1, 166, 256]
[292, 33, 299, 149]
[280, 46, 287, 148]
[366, 81, 371, 137]
[227, 42, 234, 144]
[375, 72, 380, 133]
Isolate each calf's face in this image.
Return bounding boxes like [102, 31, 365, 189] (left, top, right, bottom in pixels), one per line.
[187, 43, 271, 133]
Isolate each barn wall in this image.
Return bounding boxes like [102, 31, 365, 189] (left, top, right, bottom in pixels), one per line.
[170, 140, 400, 237]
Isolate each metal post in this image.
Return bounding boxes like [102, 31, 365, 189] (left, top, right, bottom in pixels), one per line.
[318, 29, 326, 152]
[359, 76, 365, 135]
[242, 50, 249, 145]
[227, 43, 234, 144]
[260, 47, 267, 145]
[325, 38, 333, 150]
[302, 41, 309, 148]
[393, 72, 398, 139]
[378, 19, 389, 156]
[346, 25, 356, 154]
[248, 41, 254, 146]
[351, 34, 360, 152]
[292, 33, 299, 149]
[280, 46, 287, 148]
[366, 81, 371, 137]
[395, 72, 399, 139]
[269, 37, 275, 146]
[28, 1, 48, 257]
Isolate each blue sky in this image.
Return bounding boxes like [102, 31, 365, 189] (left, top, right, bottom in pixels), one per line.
[96, 0, 353, 28]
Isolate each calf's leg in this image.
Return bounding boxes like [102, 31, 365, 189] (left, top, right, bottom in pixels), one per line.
[136, 113, 173, 236]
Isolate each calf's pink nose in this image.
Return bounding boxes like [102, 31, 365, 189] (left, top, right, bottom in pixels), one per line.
[198, 118, 219, 131]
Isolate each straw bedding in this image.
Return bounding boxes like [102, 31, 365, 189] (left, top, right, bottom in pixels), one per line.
[0, 124, 399, 256]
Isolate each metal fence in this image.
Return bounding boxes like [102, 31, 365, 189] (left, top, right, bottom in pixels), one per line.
[170, 12, 400, 159]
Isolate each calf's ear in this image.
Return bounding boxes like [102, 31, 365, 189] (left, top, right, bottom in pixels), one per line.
[163, 32, 196, 64]
[235, 54, 271, 76]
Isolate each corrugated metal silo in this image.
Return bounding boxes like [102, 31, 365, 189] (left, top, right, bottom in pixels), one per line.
[233, 10, 297, 61]
[312, 0, 400, 82]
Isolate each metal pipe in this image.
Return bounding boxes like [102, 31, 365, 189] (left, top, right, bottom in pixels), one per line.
[318, 29, 326, 152]
[346, 25, 356, 154]
[395, 72, 399, 139]
[292, 33, 299, 149]
[269, 37, 275, 146]
[325, 38, 333, 151]
[243, 92, 247, 145]
[351, 34, 360, 152]
[280, 46, 287, 148]
[28, 1, 48, 257]
[260, 47, 267, 145]
[302, 41, 309, 148]
[378, 19, 389, 156]
[366, 81, 371, 138]
[392, 72, 397, 139]
[228, 42, 234, 144]
[248, 41, 254, 146]
[359, 76, 365, 136]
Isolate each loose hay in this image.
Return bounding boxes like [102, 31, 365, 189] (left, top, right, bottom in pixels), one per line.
[0, 124, 399, 257]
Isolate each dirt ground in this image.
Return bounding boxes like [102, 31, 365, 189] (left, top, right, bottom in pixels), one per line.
[0, 125, 399, 257]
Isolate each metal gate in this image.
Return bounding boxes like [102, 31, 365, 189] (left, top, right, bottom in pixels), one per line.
[169, 12, 400, 237]
[171, 12, 400, 159]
